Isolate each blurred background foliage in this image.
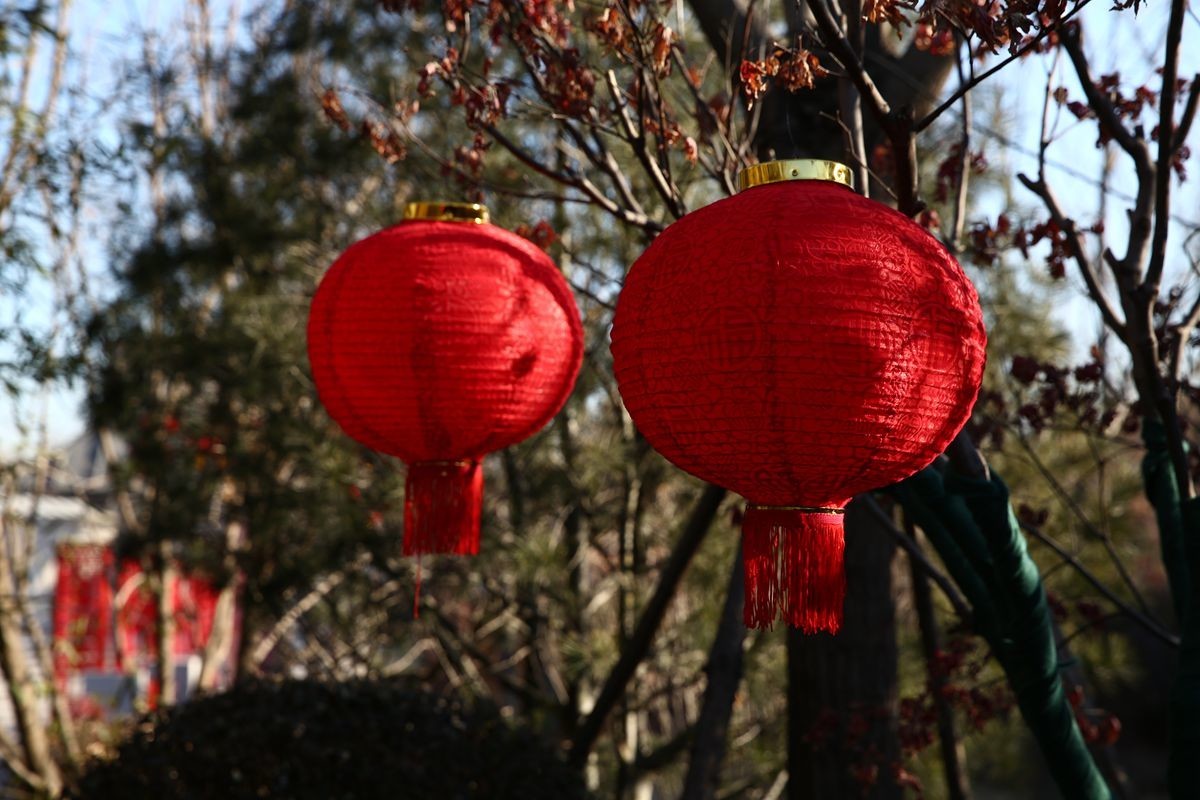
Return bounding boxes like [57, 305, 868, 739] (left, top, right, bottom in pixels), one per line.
[0, 0, 1190, 798]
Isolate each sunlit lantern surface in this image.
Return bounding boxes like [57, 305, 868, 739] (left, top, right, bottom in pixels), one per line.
[308, 202, 583, 556]
[610, 160, 986, 633]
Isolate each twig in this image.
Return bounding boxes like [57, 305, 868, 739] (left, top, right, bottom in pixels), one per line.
[1013, 430, 1153, 615]
[1060, 25, 1151, 181]
[913, 0, 1097, 133]
[569, 483, 727, 764]
[862, 495, 974, 624]
[1170, 291, 1200, 385]
[1020, 521, 1178, 648]
[0, 729, 45, 794]
[604, 70, 685, 219]
[804, 0, 891, 124]
[1017, 173, 1127, 339]
[681, 543, 746, 800]
[484, 124, 657, 232]
[1173, 74, 1200, 153]
[248, 553, 369, 670]
[949, 38, 973, 250]
[905, 513, 971, 800]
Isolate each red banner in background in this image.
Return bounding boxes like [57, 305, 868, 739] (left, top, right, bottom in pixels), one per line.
[113, 559, 222, 706]
[55, 549, 226, 710]
[114, 559, 157, 670]
[52, 544, 115, 684]
[172, 572, 218, 656]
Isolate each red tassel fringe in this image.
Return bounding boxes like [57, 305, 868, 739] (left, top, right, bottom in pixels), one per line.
[403, 460, 483, 556]
[742, 506, 846, 634]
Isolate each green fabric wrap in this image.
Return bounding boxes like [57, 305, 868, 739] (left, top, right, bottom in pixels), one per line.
[1141, 419, 1191, 623]
[1142, 420, 1200, 797]
[894, 469, 1111, 800]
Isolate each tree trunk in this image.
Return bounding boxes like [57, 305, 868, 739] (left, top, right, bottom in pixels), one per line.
[681, 542, 747, 800]
[199, 520, 246, 690]
[907, 519, 970, 800]
[0, 520, 63, 796]
[157, 548, 178, 706]
[788, 498, 900, 800]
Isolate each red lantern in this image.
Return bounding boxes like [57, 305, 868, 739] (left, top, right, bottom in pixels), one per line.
[611, 160, 986, 633]
[308, 202, 583, 555]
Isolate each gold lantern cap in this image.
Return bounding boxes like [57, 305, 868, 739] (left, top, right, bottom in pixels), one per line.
[402, 201, 490, 224]
[736, 159, 854, 192]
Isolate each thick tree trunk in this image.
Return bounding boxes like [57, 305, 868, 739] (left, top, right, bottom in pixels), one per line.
[0, 521, 62, 796]
[157, 549, 178, 706]
[681, 543, 747, 800]
[199, 520, 246, 691]
[787, 499, 900, 800]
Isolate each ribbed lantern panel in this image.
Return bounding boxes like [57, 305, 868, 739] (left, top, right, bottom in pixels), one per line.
[611, 181, 985, 508]
[309, 221, 582, 464]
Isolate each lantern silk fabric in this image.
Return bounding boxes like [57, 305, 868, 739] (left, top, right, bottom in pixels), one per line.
[611, 179, 986, 633]
[308, 218, 583, 556]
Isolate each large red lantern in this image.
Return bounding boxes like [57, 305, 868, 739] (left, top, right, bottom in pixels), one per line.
[611, 160, 986, 633]
[308, 202, 583, 556]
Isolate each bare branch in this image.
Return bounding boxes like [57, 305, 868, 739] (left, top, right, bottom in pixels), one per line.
[681, 544, 746, 800]
[1013, 427, 1154, 616]
[949, 41, 973, 250]
[913, 0, 1096, 134]
[483, 124, 658, 232]
[248, 553, 369, 671]
[1170, 291, 1200, 384]
[1061, 26, 1143, 160]
[686, 0, 764, 71]
[569, 483, 727, 764]
[0, 509, 63, 794]
[0, 730, 46, 794]
[1146, 0, 1189, 291]
[862, 495, 974, 624]
[804, 0, 892, 125]
[604, 70, 684, 219]
[1020, 521, 1179, 649]
[1018, 173, 1128, 339]
[1174, 73, 1200, 153]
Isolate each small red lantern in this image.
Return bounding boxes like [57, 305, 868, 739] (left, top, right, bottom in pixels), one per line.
[308, 202, 583, 556]
[611, 160, 986, 633]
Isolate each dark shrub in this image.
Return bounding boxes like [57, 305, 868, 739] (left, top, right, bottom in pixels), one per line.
[70, 679, 589, 800]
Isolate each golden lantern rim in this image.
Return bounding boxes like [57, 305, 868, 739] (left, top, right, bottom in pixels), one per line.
[402, 201, 490, 224]
[736, 159, 854, 192]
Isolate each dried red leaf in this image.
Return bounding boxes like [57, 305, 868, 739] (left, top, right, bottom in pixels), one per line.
[321, 88, 353, 132]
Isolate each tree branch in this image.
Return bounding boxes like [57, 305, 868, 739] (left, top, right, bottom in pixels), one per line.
[1020, 520, 1178, 649]
[569, 483, 727, 764]
[1060, 25, 1143, 162]
[1018, 173, 1127, 339]
[1173, 74, 1200, 153]
[862, 494, 973, 625]
[913, 0, 1095, 134]
[1146, 0, 1189, 291]
[686, 0, 763, 71]
[805, 0, 892, 125]
[248, 553, 368, 671]
[905, 514, 971, 800]
[604, 70, 684, 219]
